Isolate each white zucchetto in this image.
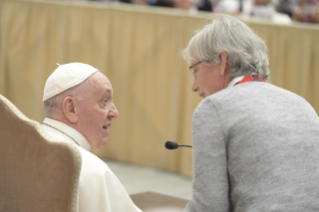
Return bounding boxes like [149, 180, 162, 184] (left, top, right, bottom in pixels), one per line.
[43, 63, 98, 102]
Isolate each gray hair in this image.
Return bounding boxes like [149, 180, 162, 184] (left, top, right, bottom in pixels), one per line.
[43, 82, 85, 117]
[182, 14, 270, 82]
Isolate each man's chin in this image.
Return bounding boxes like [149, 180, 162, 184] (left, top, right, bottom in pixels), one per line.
[91, 138, 108, 152]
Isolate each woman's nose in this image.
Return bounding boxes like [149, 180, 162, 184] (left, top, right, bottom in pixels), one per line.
[192, 81, 199, 92]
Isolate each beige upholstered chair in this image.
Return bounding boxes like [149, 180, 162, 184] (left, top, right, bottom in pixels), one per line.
[0, 95, 81, 212]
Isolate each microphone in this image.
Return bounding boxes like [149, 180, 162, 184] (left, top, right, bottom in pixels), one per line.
[165, 141, 192, 150]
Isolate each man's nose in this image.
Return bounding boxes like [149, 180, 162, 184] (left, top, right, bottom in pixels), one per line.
[109, 103, 119, 118]
[192, 81, 198, 92]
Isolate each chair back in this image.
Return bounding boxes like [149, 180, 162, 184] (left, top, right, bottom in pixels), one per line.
[0, 95, 81, 212]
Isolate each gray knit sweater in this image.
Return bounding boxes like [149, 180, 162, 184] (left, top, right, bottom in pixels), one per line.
[185, 82, 319, 212]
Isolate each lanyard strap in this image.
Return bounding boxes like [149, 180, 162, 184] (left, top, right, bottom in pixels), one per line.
[235, 75, 264, 86]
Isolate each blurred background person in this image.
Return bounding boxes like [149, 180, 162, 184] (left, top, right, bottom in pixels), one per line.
[276, 0, 297, 17]
[292, 0, 319, 23]
[212, 0, 241, 14]
[173, 0, 198, 11]
[251, 0, 276, 19]
[149, 0, 212, 12]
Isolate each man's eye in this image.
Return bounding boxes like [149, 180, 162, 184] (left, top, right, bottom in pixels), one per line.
[103, 99, 108, 103]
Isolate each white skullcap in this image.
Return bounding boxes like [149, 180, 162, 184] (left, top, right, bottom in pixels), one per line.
[43, 63, 98, 102]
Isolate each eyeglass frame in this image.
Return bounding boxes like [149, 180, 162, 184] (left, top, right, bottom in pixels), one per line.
[188, 61, 203, 79]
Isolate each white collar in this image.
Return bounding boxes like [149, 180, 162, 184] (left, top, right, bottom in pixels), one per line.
[227, 75, 245, 88]
[43, 117, 91, 151]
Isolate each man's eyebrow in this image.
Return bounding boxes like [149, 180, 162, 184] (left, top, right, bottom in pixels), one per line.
[104, 89, 112, 95]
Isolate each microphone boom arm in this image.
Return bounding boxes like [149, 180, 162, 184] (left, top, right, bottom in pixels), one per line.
[178, 144, 192, 148]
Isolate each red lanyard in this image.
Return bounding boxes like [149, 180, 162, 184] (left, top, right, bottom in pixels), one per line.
[235, 75, 264, 86]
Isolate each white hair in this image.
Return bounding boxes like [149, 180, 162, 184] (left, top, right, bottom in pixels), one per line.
[182, 14, 270, 82]
[43, 81, 85, 116]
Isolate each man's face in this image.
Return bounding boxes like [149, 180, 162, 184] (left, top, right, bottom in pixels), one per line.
[190, 60, 225, 98]
[76, 72, 119, 152]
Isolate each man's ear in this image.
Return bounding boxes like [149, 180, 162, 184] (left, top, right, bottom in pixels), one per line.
[62, 97, 78, 123]
[218, 51, 228, 76]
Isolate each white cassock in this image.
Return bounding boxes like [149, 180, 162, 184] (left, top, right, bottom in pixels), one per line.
[41, 117, 142, 212]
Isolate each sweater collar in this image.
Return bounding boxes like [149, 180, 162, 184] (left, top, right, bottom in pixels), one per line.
[227, 75, 245, 88]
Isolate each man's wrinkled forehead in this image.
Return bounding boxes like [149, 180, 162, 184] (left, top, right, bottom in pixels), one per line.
[88, 72, 114, 94]
[104, 89, 112, 96]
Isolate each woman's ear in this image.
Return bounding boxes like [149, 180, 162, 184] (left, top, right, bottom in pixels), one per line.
[218, 51, 228, 76]
[62, 97, 78, 123]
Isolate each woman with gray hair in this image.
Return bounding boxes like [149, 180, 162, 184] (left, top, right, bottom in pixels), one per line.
[183, 14, 319, 212]
[183, 14, 270, 95]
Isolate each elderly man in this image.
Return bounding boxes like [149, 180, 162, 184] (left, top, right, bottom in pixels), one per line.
[41, 63, 141, 212]
[182, 14, 319, 211]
